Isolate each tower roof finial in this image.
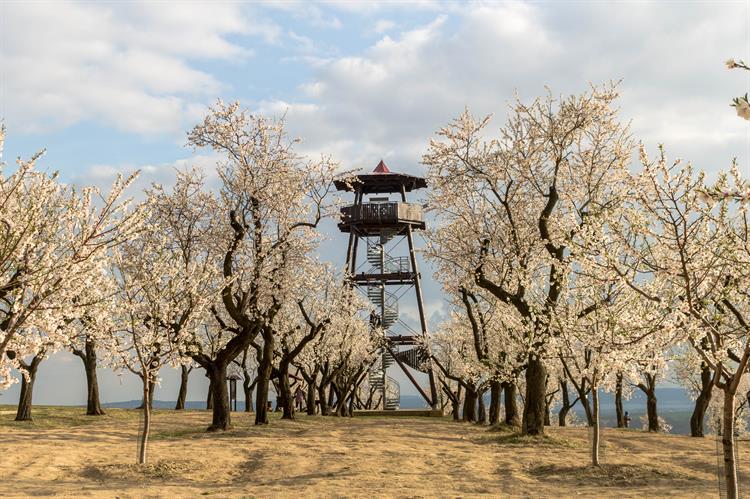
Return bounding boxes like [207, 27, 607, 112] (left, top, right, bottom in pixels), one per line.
[373, 159, 390, 173]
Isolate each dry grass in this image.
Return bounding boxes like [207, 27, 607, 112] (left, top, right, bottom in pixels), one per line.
[529, 463, 693, 487]
[0, 405, 141, 430]
[0, 405, 739, 497]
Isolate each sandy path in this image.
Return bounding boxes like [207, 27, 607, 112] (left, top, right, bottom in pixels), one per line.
[0, 408, 743, 498]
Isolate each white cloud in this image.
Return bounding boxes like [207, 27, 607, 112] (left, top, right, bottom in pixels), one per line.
[318, 0, 450, 15]
[373, 19, 396, 34]
[263, 1, 343, 29]
[288, 30, 317, 54]
[271, 1, 750, 177]
[0, 1, 274, 135]
[74, 152, 222, 198]
[257, 100, 321, 116]
[299, 81, 327, 98]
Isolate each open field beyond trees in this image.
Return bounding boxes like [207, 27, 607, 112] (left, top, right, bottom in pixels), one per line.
[0, 406, 741, 498]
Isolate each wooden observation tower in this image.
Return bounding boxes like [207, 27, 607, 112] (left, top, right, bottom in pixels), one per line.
[335, 160, 439, 410]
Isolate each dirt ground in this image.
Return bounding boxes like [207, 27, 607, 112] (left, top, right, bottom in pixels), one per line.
[0, 406, 743, 498]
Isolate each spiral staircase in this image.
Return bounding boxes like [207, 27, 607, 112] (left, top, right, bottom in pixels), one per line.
[367, 350, 400, 410]
[365, 230, 432, 410]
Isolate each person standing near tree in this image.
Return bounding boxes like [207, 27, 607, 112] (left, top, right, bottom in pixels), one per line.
[294, 386, 305, 413]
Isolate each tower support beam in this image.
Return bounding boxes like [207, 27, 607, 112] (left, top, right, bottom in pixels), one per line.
[385, 343, 433, 406]
[401, 184, 440, 409]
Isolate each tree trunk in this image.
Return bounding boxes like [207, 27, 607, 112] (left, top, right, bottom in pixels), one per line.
[504, 382, 520, 426]
[15, 362, 40, 422]
[137, 378, 155, 410]
[721, 388, 739, 499]
[645, 384, 658, 432]
[646, 392, 658, 431]
[463, 385, 478, 422]
[580, 391, 593, 426]
[175, 365, 190, 410]
[591, 387, 601, 467]
[278, 362, 294, 420]
[558, 379, 571, 427]
[690, 363, 713, 437]
[489, 380, 501, 425]
[328, 383, 337, 409]
[637, 373, 659, 432]
[148, 379, 155, 409]
[206, 371, 214, 410]
[334, 380, 350, 417]
[477, 389, 487, 424]
[349, 369, 367, 414]
[254, 334, 274, 425]
[336, 381, 352, 417]
[348, 392, 356, 416]
[450, 384, 462, 421]
[78, 338, 105, 416]
[565, 378, 593, 426]
[318, 382, 330, 416]
[206, 362, 231, 431]
[271, 379, 281, 411]
[300, 366, 319, 416]
[338, 367, 365, 417]
[615, 373, 624, 428]
[206, 373, 214, 411]
[522, 357, 547, 435]
[451, 396, 461, 421]
[544, 396, 552, 426]
[138, 376, 151, 465]
[306, 377, 317, 415]
[244, 378, 254, 412]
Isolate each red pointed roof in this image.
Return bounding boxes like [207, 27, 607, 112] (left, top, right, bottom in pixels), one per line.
[333, 159, 427, 193]
[373, 159, 390, 174]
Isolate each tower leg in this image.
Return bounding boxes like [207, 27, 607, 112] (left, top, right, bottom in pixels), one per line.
[404, 224, 440, 410]
[349, 228, 360, 276]
[345, 230, 355, 275]
[345, 190, 363, 278]
[382, 352, 387, 410]
[386, 343, 433, 406]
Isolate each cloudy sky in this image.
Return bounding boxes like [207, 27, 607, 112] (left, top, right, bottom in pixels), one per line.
[1, 0, 749, 405]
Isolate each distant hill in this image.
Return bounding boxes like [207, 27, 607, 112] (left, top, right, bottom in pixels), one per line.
[105, 387, 705, 435]
[104, 400, 211, 410]
[402, 388, 700, 435]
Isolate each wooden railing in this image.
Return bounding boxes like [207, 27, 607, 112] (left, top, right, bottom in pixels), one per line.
[340, 202, 423, 224]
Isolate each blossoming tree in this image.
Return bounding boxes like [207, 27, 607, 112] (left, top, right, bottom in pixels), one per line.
[186, 101, 338, 428]
[423, 84, 633, 435]
[726, 58, 750, 119]
[0, 129, 142, 390]
[110, 201, 216, 463]
[594, 146, 750, 498]
[270, 263, 369, 419]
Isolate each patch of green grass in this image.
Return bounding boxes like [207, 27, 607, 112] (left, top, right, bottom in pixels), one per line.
[0, 405, 140, 430]
[492, 431, 580, 448]
[487, 422, 520, 433]
[0, 404, 501, 444]
[528, 463, 692, 486]
[151, 426, 208, 440]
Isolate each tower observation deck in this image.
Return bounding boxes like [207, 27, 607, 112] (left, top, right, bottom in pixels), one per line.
[335, 160, 439, 411]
